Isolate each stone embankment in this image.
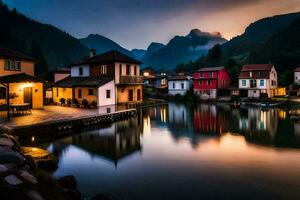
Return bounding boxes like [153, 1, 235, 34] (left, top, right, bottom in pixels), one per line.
[0, 132, 80, 200]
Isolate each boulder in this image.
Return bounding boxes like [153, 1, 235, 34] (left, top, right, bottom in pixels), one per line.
[4, 174, 23, 185]
[0, 151, 25, 166]
[0, 134, 20, 149]
[19, 170, 38, 184]
[0, 138, 14, 147]
[58, 175, 78, 189]
[27, 190, 44, 200]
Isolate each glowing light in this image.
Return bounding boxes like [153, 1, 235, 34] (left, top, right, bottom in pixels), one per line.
[19, 82, 33, 90]
[143, 72, 149, 76]
[31, 136, 35, 142]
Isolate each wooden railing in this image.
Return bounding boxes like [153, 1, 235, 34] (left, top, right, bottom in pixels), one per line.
[119, 76, 143, 84]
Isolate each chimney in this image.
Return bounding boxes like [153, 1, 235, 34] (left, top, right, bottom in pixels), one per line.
[89, 48, 96, 58]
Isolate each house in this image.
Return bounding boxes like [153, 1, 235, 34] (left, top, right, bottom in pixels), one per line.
[238, 64, 282, 98]
[168, 73, 193, 96]
[52, 50, 143, 110]
[54, 69, 70, 83]
[143, 70, 168, 89]
[194, 67, 231, 99]
[0, 46, 43, 110]
[294, 67, 300, 85]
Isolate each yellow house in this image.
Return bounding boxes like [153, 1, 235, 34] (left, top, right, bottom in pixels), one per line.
[0, 47, 44, 113]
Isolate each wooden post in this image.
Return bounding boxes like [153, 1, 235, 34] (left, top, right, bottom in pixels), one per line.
[6, 82, 10, 121]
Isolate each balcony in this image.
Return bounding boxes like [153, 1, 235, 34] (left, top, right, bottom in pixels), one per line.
[119, 76, 143, 84]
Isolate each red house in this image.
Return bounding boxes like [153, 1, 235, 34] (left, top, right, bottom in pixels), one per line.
[194, 67, 231, 99]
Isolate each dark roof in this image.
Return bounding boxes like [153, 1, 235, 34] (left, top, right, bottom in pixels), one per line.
[69, 50, 142, 66]
[53, 76, 114, 88]
[241, 64, 273, 72]
[0, 73, 43, 83]
[239, 64, 274, 79]
[294, 67, 300, 72]
[197, 67, 224, 72]
[168, 75, 192, 81]
[0, 46, 35, 61]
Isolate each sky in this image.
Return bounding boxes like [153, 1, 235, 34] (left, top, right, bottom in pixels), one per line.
[3, 0, 300, 49]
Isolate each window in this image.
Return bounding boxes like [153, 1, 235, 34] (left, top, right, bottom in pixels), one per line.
[260, 80, 264, 86]
[56, 88, 59, 97]
[199, 80, 203, 85]
[79, 67, 83, 76]
[134, 66, 137, 76]
[137, 89, 141, 100]
[119, 64, 122, 75]
[199, 72, 204, 78]
[4, 59, 21, 71]
[242, 80, 246, 87]
[126, 64, 130, 75]
[106, 90, 111, 98]
[250, 79, 256, 88]
[107, 107, 111, 113]
[209, 72, 213, 78]
[100, 65, 107, 74]
[0, 87, 6, 99]
[272, 80, 277, 86]
[173, 82, 175, 89]
[78, 89, 82, 98]
[88, 89, 93, 95]
[207, 80, 212, 86]
[128, 89, 133, 101]
[181, 83, 184, 89]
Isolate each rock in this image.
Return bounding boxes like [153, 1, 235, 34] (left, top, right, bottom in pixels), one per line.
[19, 170, 38, 184]
[0, 146, 13, 153]
[58, 175, 78, 190]
[24, 155, 37, 170]
[0, 138, 14, 147]
[67, 188, 81, 200]
[0, 134, 20, 149]
[0, 164, 8, 173]
[0, 151, 25, 166]
[27, 190, 44, 200]
[4, 174, 23, 185]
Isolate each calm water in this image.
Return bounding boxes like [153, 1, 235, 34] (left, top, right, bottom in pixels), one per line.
[41, 103, 300, 199]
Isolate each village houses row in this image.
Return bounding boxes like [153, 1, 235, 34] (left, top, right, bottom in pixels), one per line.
[0, 46, 297, 112]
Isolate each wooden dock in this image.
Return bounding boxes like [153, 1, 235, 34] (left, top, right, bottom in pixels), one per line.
[1, 109, 137, 138]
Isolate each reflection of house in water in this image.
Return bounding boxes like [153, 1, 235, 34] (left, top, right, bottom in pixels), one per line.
[193, 104, 232, 135]
[142, 105, 168, 129]
[168, 103, 193, 133]
[62, 118, 142, 166]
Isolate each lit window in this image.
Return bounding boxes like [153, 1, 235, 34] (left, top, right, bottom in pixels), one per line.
[100, 65, 107, 74]
[260, 80, 264, 86]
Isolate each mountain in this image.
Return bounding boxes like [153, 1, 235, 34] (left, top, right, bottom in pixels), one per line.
[131, 49, 147, 60]
[0, 3, 88, 71]
[222, 12, 300, 60]
[80, 34, 133, 57]
[142, 29, 227, 70]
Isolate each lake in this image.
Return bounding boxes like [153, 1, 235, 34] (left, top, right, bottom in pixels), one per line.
[41, 103, 300, 199]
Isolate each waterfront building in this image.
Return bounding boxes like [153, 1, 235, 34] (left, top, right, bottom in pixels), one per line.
[52, 50, 143, 110]
[238, 64, 284, 98]
[294, 67, 300, 85]
[0, 46, 43, 110]
[194, 67, 231, 99]
[143, 71, 168, 89]
[168, 73, 193, 96]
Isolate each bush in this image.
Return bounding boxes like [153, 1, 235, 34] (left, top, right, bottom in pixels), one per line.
[91, 101, 97, 107]
[72, 99, 79, 107]
[82, 99, 89, 108]
[66, 98, 72, 106]
[59, 98, 66, 105]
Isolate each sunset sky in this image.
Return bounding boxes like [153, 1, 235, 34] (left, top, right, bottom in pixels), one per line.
[4, 0, 300, 49]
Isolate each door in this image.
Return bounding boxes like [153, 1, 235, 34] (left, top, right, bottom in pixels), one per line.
[23, 87, 32, 108]
[128, 89, 133, 101]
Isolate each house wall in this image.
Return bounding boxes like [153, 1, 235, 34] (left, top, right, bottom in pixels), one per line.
[194, 69, 231, 91]
[294, 72, 300, 84]
[0, 59, 35, 76]
[168, 80, 191, 96]
[71, 65, 90, 77]
[52, 87, 73, 103]
[0, 82, 43, 109]
[116, 85, 143, 103]
[98, 80, 116, 106]
[54, 73, 70, 83]
[90, 62, 115, 77]
[74, 87, 98, 104]
[114, 62, 140, 84]
[195, 89, 217, 99]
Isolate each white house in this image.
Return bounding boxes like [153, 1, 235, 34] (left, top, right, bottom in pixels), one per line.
[168, 73, 193, 96]
[238, 64, 279, 98]
[294, 67, 300, 85]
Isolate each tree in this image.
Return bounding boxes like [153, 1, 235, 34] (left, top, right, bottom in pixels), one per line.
[30, 42, 49, 78]
[207, 44, 221, 64]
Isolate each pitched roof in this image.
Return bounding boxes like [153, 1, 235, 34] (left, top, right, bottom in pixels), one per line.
[69, 50, 142, 66]
[53, 76, 114, 88]
[0, 73, 43, 83]
[239, 64, 275, 79]
[0, 46, 35, 61]
[294, 67, 300, 72]
[241, 64, 273, 72]
[197, 67, 224, 72]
